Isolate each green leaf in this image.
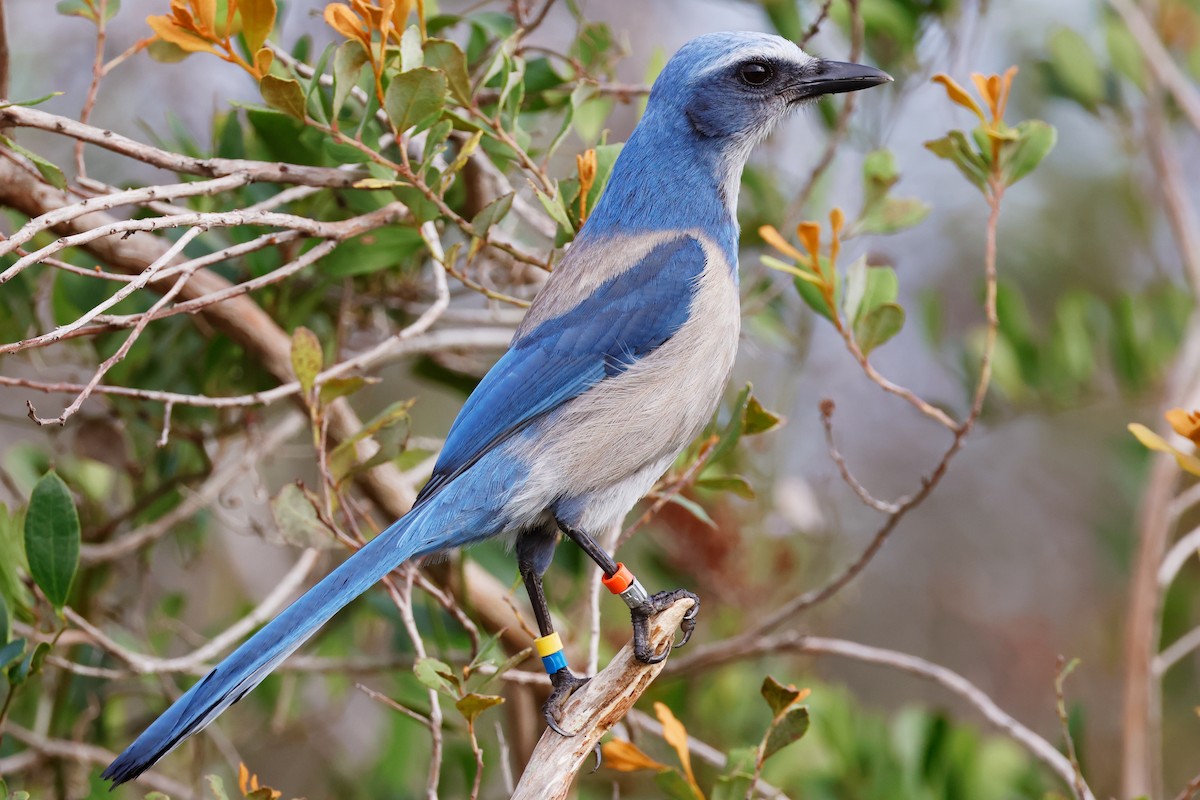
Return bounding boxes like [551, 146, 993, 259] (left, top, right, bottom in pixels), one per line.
[695, 475, 755, 499]
[0, 504, 30, 618]
[332, 40, 369, 120]
[0, 136, 66, 189]
[925, 131, 988, 190]
[854, 302, 906, 355]
[23, 472, 80, 609]
[414, 656, 459, 695]
[319, 375, 372, 405]
[794, 274, 837, 322]
[533, 186, 575, 233]
[9, 641, 48, 685]
[455, 692, 504, 724]
[260, 74, 307, 120]
[384, 67, 447, 134]
[665, 495, 716, 529]
[858, 265, 900, 323]
[1047, 27, 1104, 111]
[762, 705, 810, 760]
[1106, 16, 1146, 88]
[206, 775, 231, 800]
[424, 39, 472, 104]
[290, 326, 322, 397]
[712, 746, 756, 800]
[0, 594, 8, 645]
[0, 92, 64, 111]
[858, 196, 930, 235]
[0, 638, 25, 671]
[710, 384, 751, 463]
[1002, 120, 1056, 187]
[862, 148, 900, 206]
[760, 675, 803, 716]
[743, 394, 783, 435]
[470, 192, 514, 237]
[57, 0, 119, 21]
[268, 483, 335, 549]
[655, 768, 701, 800]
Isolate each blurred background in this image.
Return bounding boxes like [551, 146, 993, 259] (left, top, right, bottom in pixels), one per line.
[1, 0, 1198, 798]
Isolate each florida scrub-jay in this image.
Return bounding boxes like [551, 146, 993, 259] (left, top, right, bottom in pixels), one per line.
[103, 31, 889, 785]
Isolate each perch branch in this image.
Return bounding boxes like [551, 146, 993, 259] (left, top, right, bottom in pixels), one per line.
[510, 598, 693, 800]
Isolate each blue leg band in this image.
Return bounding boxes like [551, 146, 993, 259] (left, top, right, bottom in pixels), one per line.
[541, 650, 568, 674]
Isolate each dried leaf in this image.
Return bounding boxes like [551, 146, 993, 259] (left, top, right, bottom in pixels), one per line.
[602, 739, 669, 772]
[1129, 423, 1200, 477]
[760, 675, 803, 716]
[654, 702, 702, 799]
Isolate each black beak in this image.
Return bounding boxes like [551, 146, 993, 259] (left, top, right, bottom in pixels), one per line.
[789, 60, 893, 101]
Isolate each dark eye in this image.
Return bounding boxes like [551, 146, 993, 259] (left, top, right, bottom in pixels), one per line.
[739, 61, 773, 86]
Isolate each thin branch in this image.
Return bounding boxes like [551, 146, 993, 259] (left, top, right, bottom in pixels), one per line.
[66, 548, 320, 675]
[3, 725, 195, 799]
[1158, 524, 1200, 592]
[0, 173, 252, 258]
[672, 633, 1094, 799]
[0, 105, 365, 187]
[1108, 0, 1200, 135]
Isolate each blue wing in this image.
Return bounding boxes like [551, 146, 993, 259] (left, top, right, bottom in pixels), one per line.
[416, 235, 707, 502]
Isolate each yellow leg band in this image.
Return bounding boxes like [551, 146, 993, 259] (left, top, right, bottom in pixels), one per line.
[534, 632, 563, 658]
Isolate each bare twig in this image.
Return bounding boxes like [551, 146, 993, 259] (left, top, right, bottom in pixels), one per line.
[66, 547, 320, 675]
[1054, 656, 1088, 800]
[3, 725, 195, 799]
[0, 105, 365, 187]
[1108, 0, 1200, 135]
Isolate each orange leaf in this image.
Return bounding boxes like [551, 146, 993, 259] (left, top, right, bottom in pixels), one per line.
[380, 0, 395, 42]
[254, 46, 274, 77]
[237, 763, 250, 796]
[1166, 408, 1200, 445]
[996, 66, 1018, 122]
[190, 0, 217, 32]
[147, 15, 219, 54]
[758, 225, 804, 262]
[324, 3, 367, 43]
[601, 739, 669, 772]
[239, 0, 276, 54]
[829, 207, 844, 270]
[654, 702, 702, 800]
[932, 73, 985, 123]
[391, 0, 414, 32]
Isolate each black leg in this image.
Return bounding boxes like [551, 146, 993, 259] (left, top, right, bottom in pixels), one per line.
[516, 531, 589, 736]
[555, 518, 700, 664]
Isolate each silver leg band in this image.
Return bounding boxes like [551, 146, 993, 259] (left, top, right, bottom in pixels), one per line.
[619, 579, 651, 610]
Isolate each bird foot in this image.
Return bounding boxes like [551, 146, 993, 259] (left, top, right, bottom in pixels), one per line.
[542, 667, 590, 736]
[631, 589, 700, 664]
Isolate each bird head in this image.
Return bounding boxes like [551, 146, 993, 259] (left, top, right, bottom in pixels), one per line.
[647, 31, 892, 151]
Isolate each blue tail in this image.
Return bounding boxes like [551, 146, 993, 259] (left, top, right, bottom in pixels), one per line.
[102, 499, 443, 786]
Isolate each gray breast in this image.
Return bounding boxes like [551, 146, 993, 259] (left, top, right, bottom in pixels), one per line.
[508, 232, 741, 530]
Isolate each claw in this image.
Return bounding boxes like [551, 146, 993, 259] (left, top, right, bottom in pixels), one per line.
[542, 667, 589, 737]
[590, 743, 603, 773]
[630, 589, 700, 664]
